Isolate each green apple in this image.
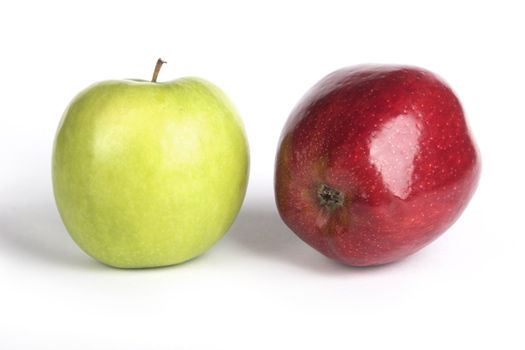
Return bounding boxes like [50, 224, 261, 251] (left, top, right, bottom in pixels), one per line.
[52, 60, 249, 268]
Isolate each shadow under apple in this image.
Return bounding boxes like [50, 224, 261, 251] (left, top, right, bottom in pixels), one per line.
[225, 198, 352, 274]
[0, 198, 98, 270]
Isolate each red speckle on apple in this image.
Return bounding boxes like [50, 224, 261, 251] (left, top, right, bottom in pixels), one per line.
[275, 65, 480, 266]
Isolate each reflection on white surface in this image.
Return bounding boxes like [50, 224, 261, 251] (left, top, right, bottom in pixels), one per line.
[370, 114, 421, 199]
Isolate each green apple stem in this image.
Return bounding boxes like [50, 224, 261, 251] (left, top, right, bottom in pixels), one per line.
[317, 184, 344, 210]
[151, 58, 167, 83]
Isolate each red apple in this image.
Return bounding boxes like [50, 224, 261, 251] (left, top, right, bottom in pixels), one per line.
[275, 65, 480, 266]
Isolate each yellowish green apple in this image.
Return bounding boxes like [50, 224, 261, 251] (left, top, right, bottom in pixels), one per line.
[52, 59, 249, 268]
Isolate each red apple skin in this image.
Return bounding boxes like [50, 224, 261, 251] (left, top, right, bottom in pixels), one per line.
[275, 65, 480, 266]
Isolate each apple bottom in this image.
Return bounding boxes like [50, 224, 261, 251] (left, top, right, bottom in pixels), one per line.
[276, 169, 478, 267]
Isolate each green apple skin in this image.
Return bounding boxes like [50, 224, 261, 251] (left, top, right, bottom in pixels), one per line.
[52, 78, 249, 268]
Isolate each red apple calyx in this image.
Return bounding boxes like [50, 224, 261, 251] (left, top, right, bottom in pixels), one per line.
[317, 183, 345, 210]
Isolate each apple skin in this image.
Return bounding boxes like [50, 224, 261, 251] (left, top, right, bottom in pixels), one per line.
[53, 78, 249, 268]
[275, 65, 480, 266]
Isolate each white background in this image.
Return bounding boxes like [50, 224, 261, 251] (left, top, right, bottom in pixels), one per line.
[1, 0, 524, 349]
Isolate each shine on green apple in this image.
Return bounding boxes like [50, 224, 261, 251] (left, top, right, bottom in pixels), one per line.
[52, 60, 249, 268]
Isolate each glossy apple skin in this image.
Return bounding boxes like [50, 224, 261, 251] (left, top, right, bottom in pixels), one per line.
[53, 78, 249, 268]
[275, 65, 480, 266]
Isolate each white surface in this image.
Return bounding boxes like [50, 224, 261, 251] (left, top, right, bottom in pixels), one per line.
[1, 1, 524, 349]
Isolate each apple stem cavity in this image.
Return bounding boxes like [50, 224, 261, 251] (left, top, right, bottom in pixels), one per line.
[151, 58, 167, 83]
[317, 184, 345, 210]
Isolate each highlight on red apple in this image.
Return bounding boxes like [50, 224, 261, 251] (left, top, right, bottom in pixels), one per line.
[275, 65, 480, 266]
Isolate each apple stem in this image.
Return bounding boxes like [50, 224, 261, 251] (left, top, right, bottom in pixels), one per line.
[317, 184, 344, 210]
[151, 58, 167, 83]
